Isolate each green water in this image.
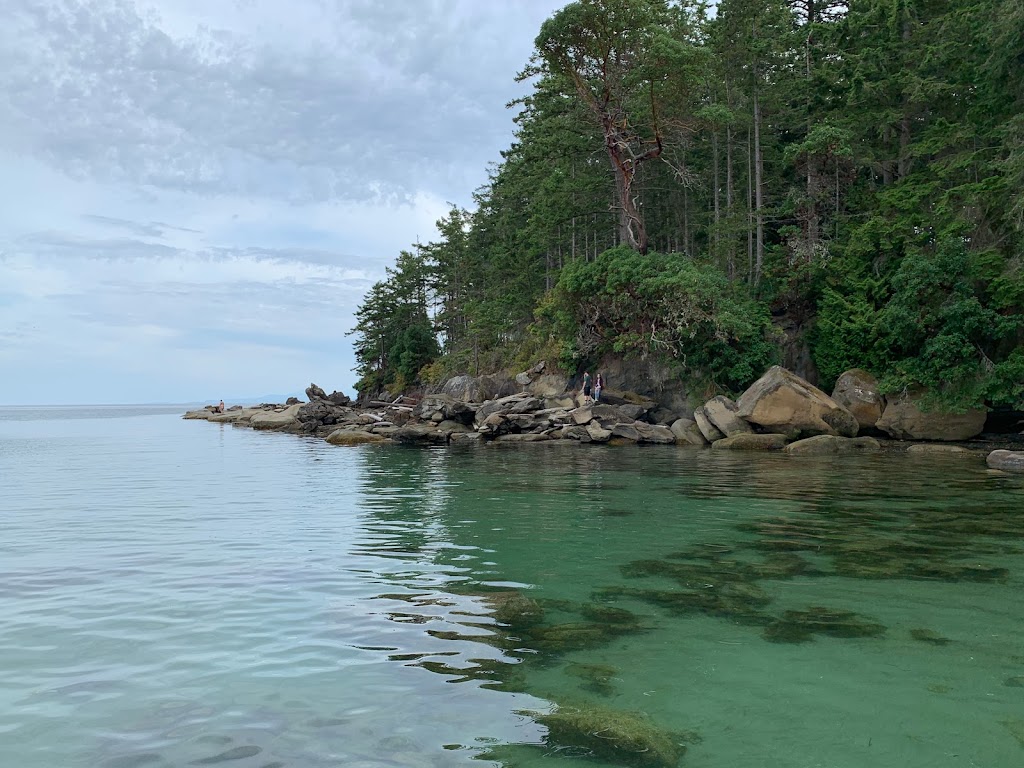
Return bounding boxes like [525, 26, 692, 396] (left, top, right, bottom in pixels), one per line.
[2, 409, 1023, 767]
[375, 445, 1024, 768]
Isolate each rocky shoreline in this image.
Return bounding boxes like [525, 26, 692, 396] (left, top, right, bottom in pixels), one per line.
[184, 368, 1024, 472]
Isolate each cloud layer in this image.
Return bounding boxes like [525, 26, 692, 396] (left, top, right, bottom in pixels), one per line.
[0, 0, 562, 404]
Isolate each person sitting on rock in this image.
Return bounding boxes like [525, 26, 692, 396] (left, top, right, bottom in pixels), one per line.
[215, 400, 225, 413]
[594, 373, 603, 403]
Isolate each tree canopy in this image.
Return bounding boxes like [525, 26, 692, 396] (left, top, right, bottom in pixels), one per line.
[351, 0, 1024, 411]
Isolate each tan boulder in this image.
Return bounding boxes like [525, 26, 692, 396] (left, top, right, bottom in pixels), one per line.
[693, 407, 725, 442]
[702, 395, 753, 437]
[670, 417, 708, 446]
[986, 450, 1024, 471]
[325, 430, 389, 445]
[711, 433, 789, 451]
[831, 369, 886, 430]
[585, 423, 612, 443]
[635, 423, 676, 444]
[736, 366, 858, 438]
[250, 403, 302, 430]
[876, 391, 986, 441]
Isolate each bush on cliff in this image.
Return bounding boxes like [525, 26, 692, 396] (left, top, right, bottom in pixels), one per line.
[536, 247, 779, 393]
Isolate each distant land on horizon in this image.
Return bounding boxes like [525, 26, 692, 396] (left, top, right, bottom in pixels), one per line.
[0, 394, 304, 408]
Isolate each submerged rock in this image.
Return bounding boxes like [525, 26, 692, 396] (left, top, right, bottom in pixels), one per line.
[907, 444, 975, 455]
[910, 628, 952, 646]
[538, 705, 687, 768]
[763, 607, 886, 644]
[712, 433, 789, 451]
[783, 435, 881, 455]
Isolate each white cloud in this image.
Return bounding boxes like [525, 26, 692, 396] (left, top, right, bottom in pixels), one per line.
[0, 0, 563, 404]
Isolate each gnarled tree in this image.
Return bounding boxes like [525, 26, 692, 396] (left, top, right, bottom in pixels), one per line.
[532, 0, 697, 254]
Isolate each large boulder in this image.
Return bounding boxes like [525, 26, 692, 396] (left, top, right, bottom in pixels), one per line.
[986, 450, 1024, 471]
[414, 394, 475, 425]
[250, 403, 302, 430]
[693, 407, 725, 442]
[702, 395, 753, 437]
[736, 366, 858, 438]
[670, 417, 708, 446]
[305, 383, 328, 401]
[325, 429, 389, 445]
[635, 423, 676, 444]
[593, 353, 692, 413]
[529, 374, 569, 398]
[876, 391, 987, 441]
[831, 369, 885, 430]
[440, 374, 516, 403]
[391, 425, 450, 445]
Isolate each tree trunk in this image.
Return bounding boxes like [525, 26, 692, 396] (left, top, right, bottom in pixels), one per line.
[726, 122, 735, 280]
[753, 88, 765, 285]
[713, 130, 721, 257]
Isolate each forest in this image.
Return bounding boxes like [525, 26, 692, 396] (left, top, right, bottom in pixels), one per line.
[350, 0, 1024, 411]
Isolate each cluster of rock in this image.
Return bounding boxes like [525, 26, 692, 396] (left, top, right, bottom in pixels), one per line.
[183, 367, 1024, 472]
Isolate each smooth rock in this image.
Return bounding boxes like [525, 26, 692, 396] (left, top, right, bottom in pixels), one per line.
[391, 426, 449, 445]
[877, 391, 987, 441]
[610, 423, 641, 442]
[572, 407, 594, 426]
[907, 444, 974, 455]
[703, 395, 753, 437]
[635, 423, 676, 444]
[784, 435, 882, 455]
[694, 407, 726, 442]
[712, 433, 789, 451]
[493, 433, 551, 443]
[670, 417, 708, 446]
[528, 374, 569, 398]
[736, 366, 858, 438]
[325, 430, 389, 445]
[250, 403, 302, 430]
[585, 423, 612, 443]
[987, 450, 1024, 471]
[831, 369, 885, 430]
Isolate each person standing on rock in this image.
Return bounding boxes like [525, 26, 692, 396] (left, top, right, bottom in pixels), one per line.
[582, 371, 592, 404]
[594, 373, 603, 403]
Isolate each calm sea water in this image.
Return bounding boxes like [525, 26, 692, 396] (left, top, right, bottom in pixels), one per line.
[1, 406, 1023, 768]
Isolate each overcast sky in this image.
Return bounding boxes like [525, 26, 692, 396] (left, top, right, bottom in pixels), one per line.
[0, 0, 563, 404]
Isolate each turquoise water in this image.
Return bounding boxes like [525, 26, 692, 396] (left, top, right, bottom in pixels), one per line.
[1, 406, 1023, 768]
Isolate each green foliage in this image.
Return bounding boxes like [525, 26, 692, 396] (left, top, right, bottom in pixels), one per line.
[350, 0, 1024, 413]
[541, 246, 779, 392]
[878, 238, 1024, 409]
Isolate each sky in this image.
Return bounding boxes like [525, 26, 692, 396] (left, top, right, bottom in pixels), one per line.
[0, 0, 564, 405]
